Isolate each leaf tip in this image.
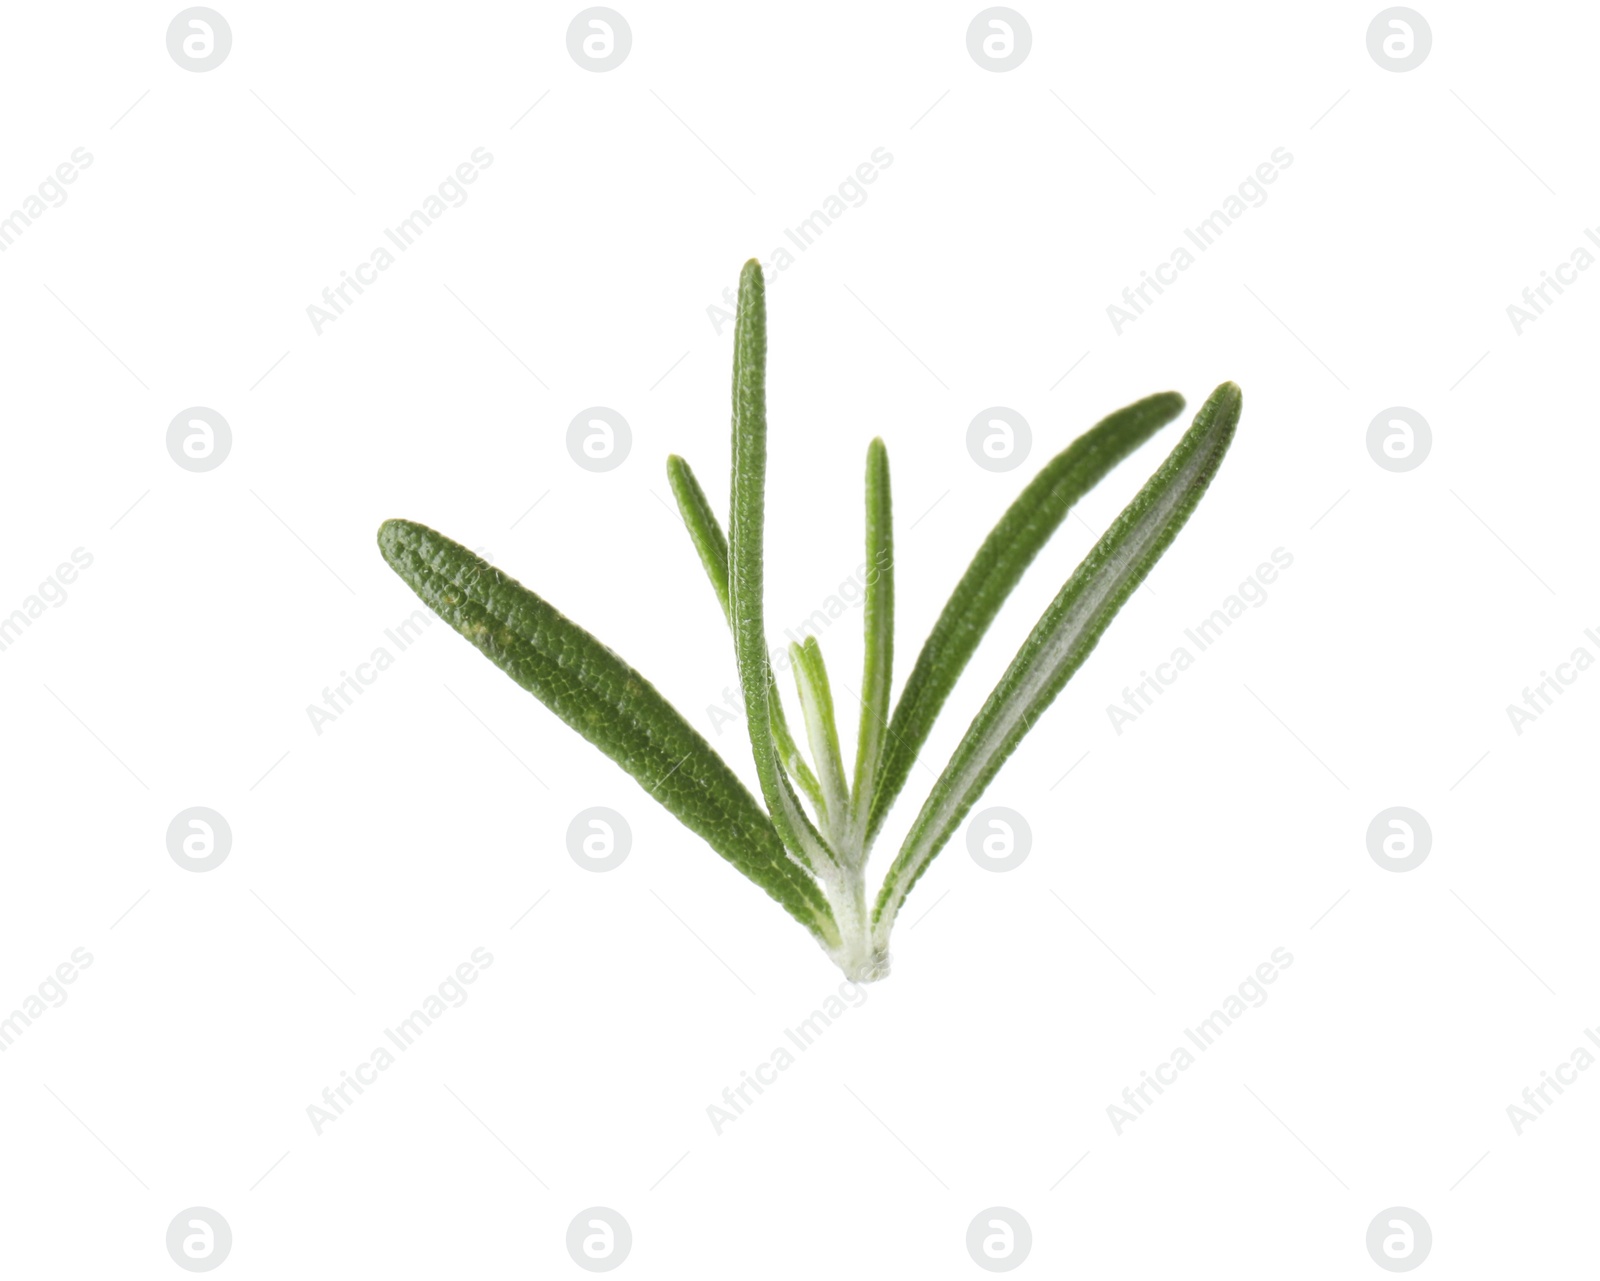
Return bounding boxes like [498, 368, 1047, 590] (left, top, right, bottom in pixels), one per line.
[1205, 381, 1244, 424]
[376, 518, 414, 564]
[739, 259, 766, 296]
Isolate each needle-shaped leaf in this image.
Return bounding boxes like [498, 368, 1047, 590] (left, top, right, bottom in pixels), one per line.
[789, 637, 850, 844]
[666, 453, 824, 813]
[849, 438, 894, 850]
[872, 382, 1242, 946]
[665, 454, 731, 618]
[377, 517, 838, 945]
[726, 259, 838, 875]
[867, 390, 1187, 847]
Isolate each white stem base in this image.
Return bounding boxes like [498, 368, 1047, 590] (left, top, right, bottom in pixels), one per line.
[823, 860, 891, 982]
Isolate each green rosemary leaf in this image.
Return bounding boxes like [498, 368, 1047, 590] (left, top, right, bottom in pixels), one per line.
[376, 517, 838, 944]
[867, 390, 1187, 847]
[850, 437, 894, 848]
[665, 453, 730, 617]
[872, 382, 1241, 946]
[666, 452, 825, 814]
[790, 637, 850, 844]
[726, 259, 839, 874]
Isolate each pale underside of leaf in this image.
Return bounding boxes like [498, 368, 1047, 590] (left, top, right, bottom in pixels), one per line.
[790, 637, 850, 846]
[867, 390, 1187, 849]
[872, 382, 1242, 946]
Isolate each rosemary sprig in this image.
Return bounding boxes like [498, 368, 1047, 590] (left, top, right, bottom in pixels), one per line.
[380, 260, 1242, 980]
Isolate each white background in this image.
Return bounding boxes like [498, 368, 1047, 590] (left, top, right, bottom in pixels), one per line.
[1, 1, 1594, 1275]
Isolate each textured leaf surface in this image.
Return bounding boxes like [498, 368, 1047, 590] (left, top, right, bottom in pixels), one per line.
[377, 517, 837, 943]
[868, 390, 1186, 846]
[665, 454, 731, 618]
[849, 437, 894, 852]
[873, 383, 1242, 942]
[666, 452, 823, 812]
[727, 260, 838, 874]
